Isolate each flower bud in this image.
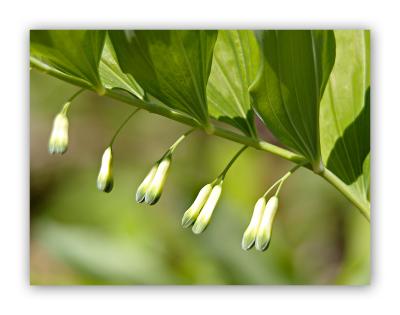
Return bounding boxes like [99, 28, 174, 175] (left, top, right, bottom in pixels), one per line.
[136, 164, 158, 203]
[255, 196, 279, 251]
[144, 154, 172, 205]
[96, 147, 114, 193]
[48, 112, 69, 154]
[192, 183, 222, 234]
[181, 184, 213, 228]
[241, 197, 266, 251]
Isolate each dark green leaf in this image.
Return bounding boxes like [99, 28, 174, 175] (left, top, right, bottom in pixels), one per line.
[109, 30, 217, 129]
[207, 30, 261, 137]
[320, 30, 370, 201]
[30, 30, 106, 94]
[250, 30, 336, 171]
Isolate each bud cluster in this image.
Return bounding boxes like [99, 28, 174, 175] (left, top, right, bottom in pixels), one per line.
[136, 153, 172, 205]
[182, 181, 223, 234]
[242, 196, 279, 251]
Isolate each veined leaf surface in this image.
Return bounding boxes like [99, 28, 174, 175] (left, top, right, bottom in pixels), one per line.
[99, 34, 144, 99]
[320, 30, 370, 201]
[30, 30, 106, 94]
[207, 30, 261, 137]
[109, 30, 217, 128]
[250, 30, 336, 171]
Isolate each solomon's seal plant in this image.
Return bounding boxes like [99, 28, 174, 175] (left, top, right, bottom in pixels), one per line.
[31, 29, 370, 252]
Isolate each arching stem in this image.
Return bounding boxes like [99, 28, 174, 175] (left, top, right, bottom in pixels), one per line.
[109, 108, 141, 147]
[217, 146, 248, 181]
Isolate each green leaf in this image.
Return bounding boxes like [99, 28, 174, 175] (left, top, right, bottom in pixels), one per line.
[99, 34, 144, 99]
[30, 30, 106, 94]
[320, 30, 370, 201]
[108, 30, 218, 129]
[250, 30, 336, 171]
[207, 30, 261, 137]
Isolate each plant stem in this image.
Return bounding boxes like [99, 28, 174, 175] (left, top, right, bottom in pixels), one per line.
[169, 128, 196, 153]
[110, 108, 141, 146]
[60, 88, 85, 115]
[262, 164, 301, 198]
[103, 88, 308, 165]
[30, 60, 305, 164]
[218, 146, 248, 179]
[319, 168, 370, 221]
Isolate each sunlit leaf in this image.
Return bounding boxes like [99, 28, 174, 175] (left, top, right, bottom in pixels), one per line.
[251, 30, 336, 171]
[30, 30, 106, 94]
[109, 30, 218, 129]
[99, 34, 144, 99]
[320, 30, 370, 201]
[207, 30, 261, 137]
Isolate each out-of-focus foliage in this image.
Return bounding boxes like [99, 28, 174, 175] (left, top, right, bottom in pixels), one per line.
[30, 71, 369, 285]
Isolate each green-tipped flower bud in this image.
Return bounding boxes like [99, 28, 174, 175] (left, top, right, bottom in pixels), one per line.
[144, 154, 172, 205]
[241, 197, 266, 251]
[97, 147, 114, 193]
[136, 164, 158, 203]
[192, 183, 222, 234]
[255, 196, 279, 252]
[48, 112, 69, 154]
[182, 184, 213, 228]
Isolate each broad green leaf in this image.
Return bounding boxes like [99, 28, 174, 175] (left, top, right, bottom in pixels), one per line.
[109, 30, 218, 128]
[99, 34, 144, 99]
[250, 30, 336, 171]
[320, 30, 370, 201]
[207, 30, 261, 137]
[30, 30, 106, 94]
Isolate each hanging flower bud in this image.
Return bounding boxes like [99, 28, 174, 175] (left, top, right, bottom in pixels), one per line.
[96, 147, 114, 193]
[241, 197, 266, 251]
[144, 154, 172, 205]
[181, 184, 213, 228]
[192, 183, 222, 234]
[255, 196, 279, 251]
[136, 164, 158, 203]
[48, 111, 69, 154]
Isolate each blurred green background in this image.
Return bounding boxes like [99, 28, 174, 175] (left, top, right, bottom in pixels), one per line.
[30, 70, 370, 285]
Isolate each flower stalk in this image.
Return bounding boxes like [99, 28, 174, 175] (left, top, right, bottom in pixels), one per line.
[242, 164, 301, 252]
[97, 108, 141, 193]
[136, 128, 195, 205]
[182, 146, 247, 234]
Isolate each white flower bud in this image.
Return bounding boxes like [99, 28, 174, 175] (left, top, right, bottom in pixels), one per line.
[136, 164, 158, 203]
[48, 112, 69, 154]
[181, 184, 213, 228]
[241, 197, 266, 251]
[192, 184, 222, 234]
[255, 196, 279, 251]
[144, 154, 172, 205]
[96, 147, 114, 193]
